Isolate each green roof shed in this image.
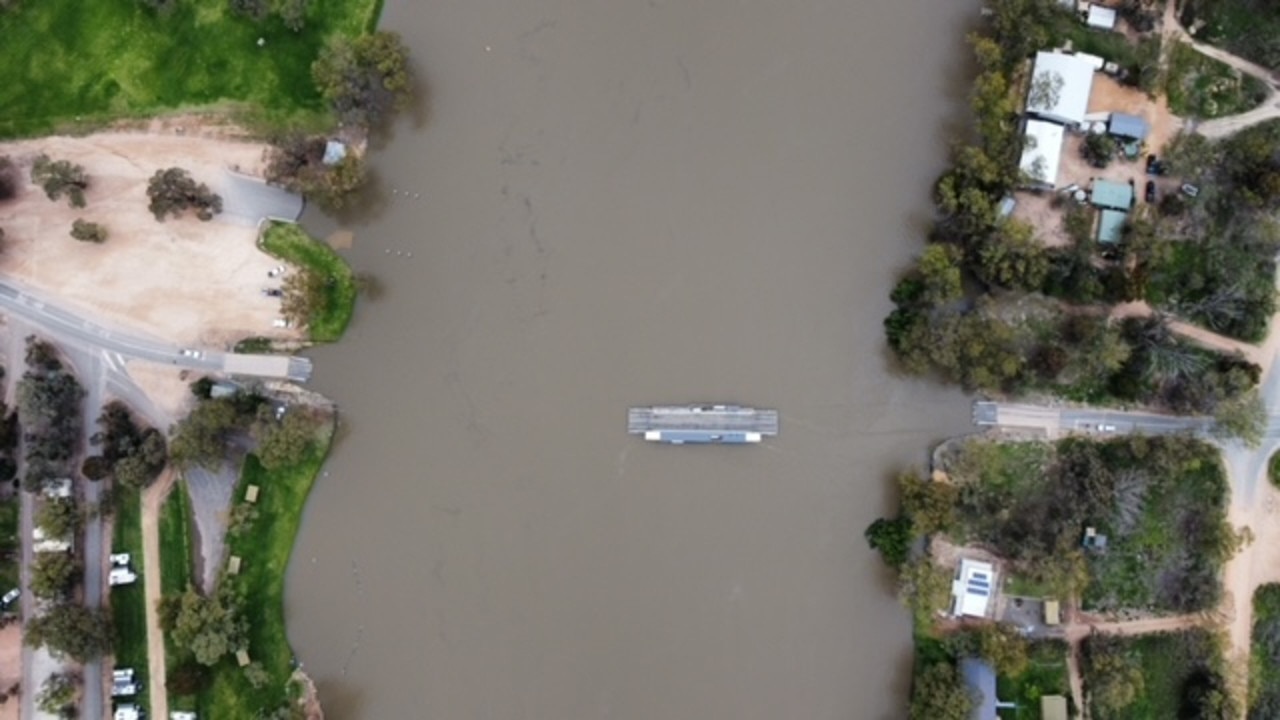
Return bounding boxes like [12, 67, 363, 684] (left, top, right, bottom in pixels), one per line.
[1097, 209, 1128, 244]
[1090, 180, 1133, 210]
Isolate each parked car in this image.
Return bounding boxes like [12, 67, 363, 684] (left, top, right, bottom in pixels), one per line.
[1, 588, 18, 607]
[1144, 180, 1156, 203]
[1181, 183, 1200, 198]
[1145, 154, 1165, 175]
[108, 568, 138, 587]
[1100, 424, 1117, 432]
[110, 553, 130, 567]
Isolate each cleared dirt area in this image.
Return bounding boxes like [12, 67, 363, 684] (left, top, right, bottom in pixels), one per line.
[0, 131, 304, 348]
[0, 625, 16, 720]
[1087, 74, 1185, 153]
[125, 360, 197, 422]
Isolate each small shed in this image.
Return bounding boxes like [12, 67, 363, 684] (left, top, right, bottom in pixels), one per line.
[245, 485, 260, 504]
[1087, 4, 1118, 30]
[1097, 208, 1128, 243]
[236, 649, 251, 667]
[1041, 695, 1069, 720]
[1090, 179, 1133, 210]
[323, 140, 348, 166]
[1083, 526, 1110, 551]
[1108, 112, 1150, 141]
[228, 556, 242, 575]
[1044, 599, 1061, 626]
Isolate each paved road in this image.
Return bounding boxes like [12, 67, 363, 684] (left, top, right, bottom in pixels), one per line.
[974, 401, 1212, 436]
[0, 278, 311, 382]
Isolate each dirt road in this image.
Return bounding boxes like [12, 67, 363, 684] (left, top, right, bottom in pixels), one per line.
[141, 470, 175, 720]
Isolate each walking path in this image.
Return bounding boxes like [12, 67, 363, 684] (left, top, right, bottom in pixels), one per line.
[1160, 0, 1280, 139]
[140, 470, 174, 720]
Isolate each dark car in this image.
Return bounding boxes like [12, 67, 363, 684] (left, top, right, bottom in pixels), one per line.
[1145, 154, 1163, 175]
[1144, 180, 1156, 203]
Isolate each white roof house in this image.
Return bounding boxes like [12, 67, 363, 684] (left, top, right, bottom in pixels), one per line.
[42, 478, 71, 499]
[1027, 51, 1096, 126]
[951, 558, 996, 618]
[1020, 119, 1066, 188]
[1087, 4, 1118, 30]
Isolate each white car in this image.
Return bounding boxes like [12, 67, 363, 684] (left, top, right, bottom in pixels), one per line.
[1100, 424, 1117, 432]
[108, 568, 138, 587]
[110, 553, 131, 567]
[1, 588, 18, 606]
[179, 349, 203, 359]
[272, 318, 291, 329]
[112, 668, 135, 681]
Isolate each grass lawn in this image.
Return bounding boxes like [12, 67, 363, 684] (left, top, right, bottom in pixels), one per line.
[0, 0, 382, 138]
[0, 498, 18, 593]
[1251, 584, 1280, 716]
[996, 641, 1071, 720]
[1165, 40, 1269, 119]
[110, 490, 150, 715]
[197, 426, 332, 717]
[261, 222, 356, 342]
[944, 439, 1055, 542]
[1083, 628, 1227, 720]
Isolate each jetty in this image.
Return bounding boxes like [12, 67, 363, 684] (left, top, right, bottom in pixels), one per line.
[627, 404, 780, 444]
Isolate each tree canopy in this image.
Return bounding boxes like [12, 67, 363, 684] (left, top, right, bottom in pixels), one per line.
[30, 551, 79, 600]
[312, 31, 412, 127]
[909, 662, 974, 720]
[25, 604, 112, 661]
[30, 154, 88, 208]
[146, 167, 222, 222]
[159, 585, 248, 666]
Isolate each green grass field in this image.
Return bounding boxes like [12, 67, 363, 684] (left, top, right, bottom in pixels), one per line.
[1252, 584, 1280, 716]
[0, 0, 382, 138]
[0, 498, 18, 593]
[110, 490, 150, 715]
[1083, 628, 1227, 720]
[261, 221, 356, 342]
[197, 426, 332, 717]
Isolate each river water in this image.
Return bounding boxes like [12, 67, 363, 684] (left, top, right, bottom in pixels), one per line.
[288, 0, 979, 717]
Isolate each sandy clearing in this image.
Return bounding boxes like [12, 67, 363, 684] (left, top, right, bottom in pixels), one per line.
[0, 624, 18, 720]
[0, 131, 305, 348]
[125, 360, 197, 423]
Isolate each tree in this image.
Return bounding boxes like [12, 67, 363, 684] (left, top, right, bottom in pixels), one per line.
[976, 220, 1049, 291]
[252, 406, 322, 470]
[68, 219, 106, 243]
[917, 244, 965, 307]
[312, 31, 413, 127]
[973, 623, 1029, 676]
[36, 497, 80, 539]
[1085, 639, 1144, 718]
[169, 398, 244, 469]
[301, 153, 367, 211]
[1211, 388, 1266, 447]
[1082, 133, 1117, 168]
[159, 585, 247, 666]
[81, 456, 110, 481]
[36, 673, 77, 718]
[30, 552, 78, 600]
[864, 516, 913, 568]
[113, 454, 158, 491]
[280, 268, 327, 329]
[897, 557, 950, 630]
[276, 0, 308, 31]
[0, 155, 18, 201]
[30, 155, 88, 208]
[899, 470, 957, 536]
[190, 377, 215, 399]
[229, 0, 268, 19]
[146, 168, 222, 222]
[909, 662, 974, 720]
[138, 0, 178, 12]
[244, 661, 271, 688]
[24, 604, 112, 661]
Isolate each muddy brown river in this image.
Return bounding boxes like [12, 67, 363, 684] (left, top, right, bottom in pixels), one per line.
[288, 0, 979, 717]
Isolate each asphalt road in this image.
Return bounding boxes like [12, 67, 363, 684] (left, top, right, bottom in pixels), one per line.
[0, 278, 310, 381]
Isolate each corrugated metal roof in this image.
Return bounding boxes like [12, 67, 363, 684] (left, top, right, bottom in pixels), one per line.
[1027, 51, 1096, 125]
[1108, 112, 1149, 140]
[1097, 208, 1128, 243]
[960, 658, 998, 720]
[1041, 695, 1069, 720]
[1091, 180, 1133, 210]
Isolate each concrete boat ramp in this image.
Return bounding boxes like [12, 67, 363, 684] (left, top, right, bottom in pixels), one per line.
[627, 405, 780, 444]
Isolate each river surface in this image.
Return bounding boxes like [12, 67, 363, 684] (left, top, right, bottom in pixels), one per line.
[288, 0, 979, 717]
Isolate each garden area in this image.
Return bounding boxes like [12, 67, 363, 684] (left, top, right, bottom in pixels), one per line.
[261, 221, 356, 343]
[110, 490, 150, 715]
[1251, 584, 1280, 718]
[0, 0, 383, 138]
[1080, 628, 1234, 720]
[995, 640, 1071, 720]
[936, 435, 1236, 613]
